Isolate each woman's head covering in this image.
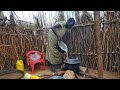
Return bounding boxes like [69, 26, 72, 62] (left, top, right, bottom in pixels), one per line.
[65, 18, 75, 28]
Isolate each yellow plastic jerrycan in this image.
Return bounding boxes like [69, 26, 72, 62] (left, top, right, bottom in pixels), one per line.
[16, 60, 24, 71]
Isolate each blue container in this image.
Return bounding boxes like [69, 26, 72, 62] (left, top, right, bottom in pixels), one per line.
[49, 76, 64, 79]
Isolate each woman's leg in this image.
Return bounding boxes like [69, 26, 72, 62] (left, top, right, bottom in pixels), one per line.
[45, 60, 51, 66]
[50, 64, 62, 73]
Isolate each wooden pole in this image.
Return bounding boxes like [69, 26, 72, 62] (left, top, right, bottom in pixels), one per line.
[94, 11, 103, 79]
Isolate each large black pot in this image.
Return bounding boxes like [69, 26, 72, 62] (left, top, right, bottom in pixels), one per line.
[63, 59, 80, 73]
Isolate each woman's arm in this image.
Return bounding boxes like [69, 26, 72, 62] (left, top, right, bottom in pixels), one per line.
[51, 24, 62, 40]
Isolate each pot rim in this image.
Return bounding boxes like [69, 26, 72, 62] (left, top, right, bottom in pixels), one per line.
[64, 59, 80, 64]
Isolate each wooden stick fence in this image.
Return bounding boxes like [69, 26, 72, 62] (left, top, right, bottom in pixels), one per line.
[0, 26, 48, 70]
[0, 12, 120, 74]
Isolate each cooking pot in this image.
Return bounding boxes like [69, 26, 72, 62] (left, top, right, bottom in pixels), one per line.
[57, 40, 68, 53]
[63, 59, 80, 73]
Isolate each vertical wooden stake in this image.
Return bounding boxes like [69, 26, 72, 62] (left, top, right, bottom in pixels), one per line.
[94, 11, 103, 79]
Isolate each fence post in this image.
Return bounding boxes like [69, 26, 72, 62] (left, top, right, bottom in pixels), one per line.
[94, 11, 103, 79]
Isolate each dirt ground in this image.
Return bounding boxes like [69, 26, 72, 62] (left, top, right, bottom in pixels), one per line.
[88, 68, 120, 79]
[24, 66, 53, 76]
[23, 66, 120, 79]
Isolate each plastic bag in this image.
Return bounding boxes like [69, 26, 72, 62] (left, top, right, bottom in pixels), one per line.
[16, 60, 24, 71]
[30, 53, 41, 60]
[30, 75, 39, 79]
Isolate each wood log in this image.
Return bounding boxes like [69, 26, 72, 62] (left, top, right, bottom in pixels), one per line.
[75, 72, 99, 79]
[94, 11, 103, 78]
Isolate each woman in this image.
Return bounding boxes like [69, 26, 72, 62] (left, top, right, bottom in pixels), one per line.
[46, 18, 75, 72]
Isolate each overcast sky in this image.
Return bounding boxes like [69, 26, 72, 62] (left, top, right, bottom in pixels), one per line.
[3, 11, 81, 22]
[3, 11, 95, 22]
[3, 11, 47, 22]
[3, 11, 95, 27]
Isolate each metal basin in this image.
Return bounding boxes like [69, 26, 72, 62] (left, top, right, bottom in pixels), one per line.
[57, 41, 68, 53]
[49, 76, 64, 79]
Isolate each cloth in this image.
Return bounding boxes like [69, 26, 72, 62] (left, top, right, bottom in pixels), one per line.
[65, 18, 75, 28]
[30, 53, 41, 60]
[45, 21, 67, 65]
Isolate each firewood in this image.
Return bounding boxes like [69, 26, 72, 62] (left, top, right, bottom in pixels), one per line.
[63, 70, 75, 79]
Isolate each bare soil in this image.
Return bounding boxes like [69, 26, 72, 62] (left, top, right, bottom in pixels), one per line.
[88, 68, 120, 79]
[23, 66, 120, 79]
